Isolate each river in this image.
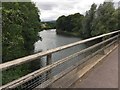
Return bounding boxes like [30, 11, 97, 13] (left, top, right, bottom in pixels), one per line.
[34, 29, 86, 76]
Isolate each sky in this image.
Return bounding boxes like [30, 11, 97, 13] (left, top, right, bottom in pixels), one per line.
[32, 0, 119, 22]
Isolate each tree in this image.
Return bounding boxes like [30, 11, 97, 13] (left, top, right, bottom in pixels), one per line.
[56, 13, 84, 35]
[2, 2, 41, 62]
[56, 1, 118, 39]
[2, 2, 41, 84]
[82, 3, 97, 38]
[117, 7, 120, 29]
[72, 13, 84, 33]
[91, 2, 117, 36]
[56, 15, 66, 31]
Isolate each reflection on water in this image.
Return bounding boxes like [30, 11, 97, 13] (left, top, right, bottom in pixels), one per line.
[34, 29, 86, 76]
[35, 29, 83, 52]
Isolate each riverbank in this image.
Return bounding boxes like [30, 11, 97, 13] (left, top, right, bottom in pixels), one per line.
[56, 29, 102, 47]
[56, 30, 81, 37]
[41, 28, 56, 30]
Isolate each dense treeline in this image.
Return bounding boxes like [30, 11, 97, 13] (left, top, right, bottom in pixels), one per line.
[2, 2, 41, 62]
[56, 13, 84, 36]
[56, 2, 119, 39]
[41, 21, 56, 30]
[2, 2, 41, 84]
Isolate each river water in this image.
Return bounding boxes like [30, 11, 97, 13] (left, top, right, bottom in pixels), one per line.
[34, 29, 86, 76]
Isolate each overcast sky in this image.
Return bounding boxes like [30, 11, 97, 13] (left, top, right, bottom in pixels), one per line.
[32, 0, 119, 21]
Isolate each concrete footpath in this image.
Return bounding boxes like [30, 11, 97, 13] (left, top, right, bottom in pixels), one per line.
[71, 48, 118, 88]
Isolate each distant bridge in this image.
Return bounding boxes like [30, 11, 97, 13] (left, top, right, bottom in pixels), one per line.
[0, 30, 120, 89]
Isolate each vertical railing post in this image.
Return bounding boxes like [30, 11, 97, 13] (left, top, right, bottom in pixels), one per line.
[100, 37, 105, 55]
[118, 32, 120, 44]
[46, 53, 52, 80]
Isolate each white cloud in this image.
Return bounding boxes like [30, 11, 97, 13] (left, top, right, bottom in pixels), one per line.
[32, 0, 119, 21]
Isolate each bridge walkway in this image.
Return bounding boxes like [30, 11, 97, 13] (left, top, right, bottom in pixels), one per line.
[0, 30, 119, 89]
[70, 47, 118, 88]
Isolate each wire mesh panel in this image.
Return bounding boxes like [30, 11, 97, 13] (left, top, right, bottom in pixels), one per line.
[0, 30, 120, 89]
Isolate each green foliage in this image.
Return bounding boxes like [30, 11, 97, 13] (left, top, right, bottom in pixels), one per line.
[117, 7, 120, 29]
[56, 13, 84, 36]
[91, 2, 117, 36]
[56, 1, 119, 39]
[2, 64, 30, 85]
[2, 2, 41, 84]
[2, 2, 41, 62]
[82, 3, 97, 38]
[56, 15, 66, 31]
[41, 21, 56, 30]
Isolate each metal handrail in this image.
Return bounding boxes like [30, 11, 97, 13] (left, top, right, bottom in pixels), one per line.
[0, 30, 120, 89]
[38, 39, 118, 88]
[0, 30, 120, 70]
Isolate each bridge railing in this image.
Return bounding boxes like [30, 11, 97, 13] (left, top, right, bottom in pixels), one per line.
[0, 30, 120, 89]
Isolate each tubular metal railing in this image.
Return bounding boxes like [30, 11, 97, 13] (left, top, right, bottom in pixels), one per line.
[0, 30, 120, 89]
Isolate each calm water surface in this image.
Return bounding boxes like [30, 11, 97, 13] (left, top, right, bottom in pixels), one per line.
[34, 29, 86, 75]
